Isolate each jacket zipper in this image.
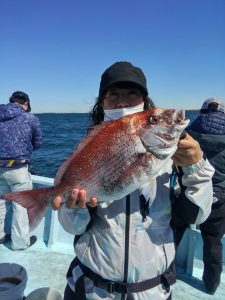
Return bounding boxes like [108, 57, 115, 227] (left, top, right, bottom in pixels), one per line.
[122, 195, 131, 300]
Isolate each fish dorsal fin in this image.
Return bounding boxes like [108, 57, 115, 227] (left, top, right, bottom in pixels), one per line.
[54, 120, 113, 186]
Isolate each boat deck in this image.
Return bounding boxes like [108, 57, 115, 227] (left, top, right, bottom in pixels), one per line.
[1, 239, 225, 299]
[0, 175, 224, 299]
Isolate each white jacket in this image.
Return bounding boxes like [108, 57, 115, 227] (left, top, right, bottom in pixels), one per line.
[58, 157, 214, 300]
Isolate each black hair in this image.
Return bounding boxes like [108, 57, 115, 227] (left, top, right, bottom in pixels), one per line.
[9, 91, 29, 104]
[89, 94, 155, 126]
[9, 91, 31, 112]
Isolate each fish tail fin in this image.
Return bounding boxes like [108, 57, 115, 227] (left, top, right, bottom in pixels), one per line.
[0, 188, 54, 231]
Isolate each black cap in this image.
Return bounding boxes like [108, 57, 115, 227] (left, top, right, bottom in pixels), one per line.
[99, 61, 148, 98]
[9, 91, 31, 112]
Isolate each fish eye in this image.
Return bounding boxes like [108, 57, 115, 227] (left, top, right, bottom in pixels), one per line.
[149, 116, 159, 124]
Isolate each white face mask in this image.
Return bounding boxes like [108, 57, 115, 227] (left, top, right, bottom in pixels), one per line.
[104, 103, 144, 121]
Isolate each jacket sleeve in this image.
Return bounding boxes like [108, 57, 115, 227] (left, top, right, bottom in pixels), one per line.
[32, 117, 43, 150]
[58, 204, 91, 235]
[173, 157, 215, 225]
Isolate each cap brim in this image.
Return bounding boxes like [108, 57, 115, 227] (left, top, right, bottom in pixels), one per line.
[99, 80, 148, 97]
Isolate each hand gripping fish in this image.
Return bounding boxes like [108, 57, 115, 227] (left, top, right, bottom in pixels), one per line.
[0, 108, 189, 230]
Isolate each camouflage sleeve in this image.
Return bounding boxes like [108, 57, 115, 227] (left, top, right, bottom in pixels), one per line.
[32, 116, 43, 150]
[58, 204, 91, 235]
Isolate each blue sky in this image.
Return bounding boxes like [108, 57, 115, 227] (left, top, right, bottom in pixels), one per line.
[0, 0, 225, 113]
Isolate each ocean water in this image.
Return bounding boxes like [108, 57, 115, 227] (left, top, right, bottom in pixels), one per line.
[31, 113, 90, 177]
[31, 110, 198, 178]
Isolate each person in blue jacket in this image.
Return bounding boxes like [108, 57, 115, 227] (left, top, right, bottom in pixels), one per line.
[187, 97, 225, 295]
[0, 91, 43, 250]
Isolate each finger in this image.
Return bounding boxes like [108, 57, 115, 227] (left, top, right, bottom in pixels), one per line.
[172, 155, 186, 167]
[174, 147, 191, 155]
[76, 189, 87, 208]
[88, 197, 98, 207]
[66, 189, 80, 209]
[71, 188, 80, 200]
[52, 195, 63, 210]
[177, 138, 194, 149]
[179, 132, 192, 140]
[178, 133, 196, 145]
[171, 153, 181, 162]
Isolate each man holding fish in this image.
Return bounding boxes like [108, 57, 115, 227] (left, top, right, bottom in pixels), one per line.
[52, 62, 215, 300]
[0, 62, 215, 299]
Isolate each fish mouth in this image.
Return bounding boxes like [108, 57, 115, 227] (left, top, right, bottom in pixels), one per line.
[148, 143, 178, 159]
[143, 140, 178, 159]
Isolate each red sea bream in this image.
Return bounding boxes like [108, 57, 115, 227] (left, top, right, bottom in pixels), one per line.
[0, 108, 189, 230]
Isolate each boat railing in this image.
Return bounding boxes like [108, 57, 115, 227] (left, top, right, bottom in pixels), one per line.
[31, 175, 74, 253]
[30, 175, 225, 274]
